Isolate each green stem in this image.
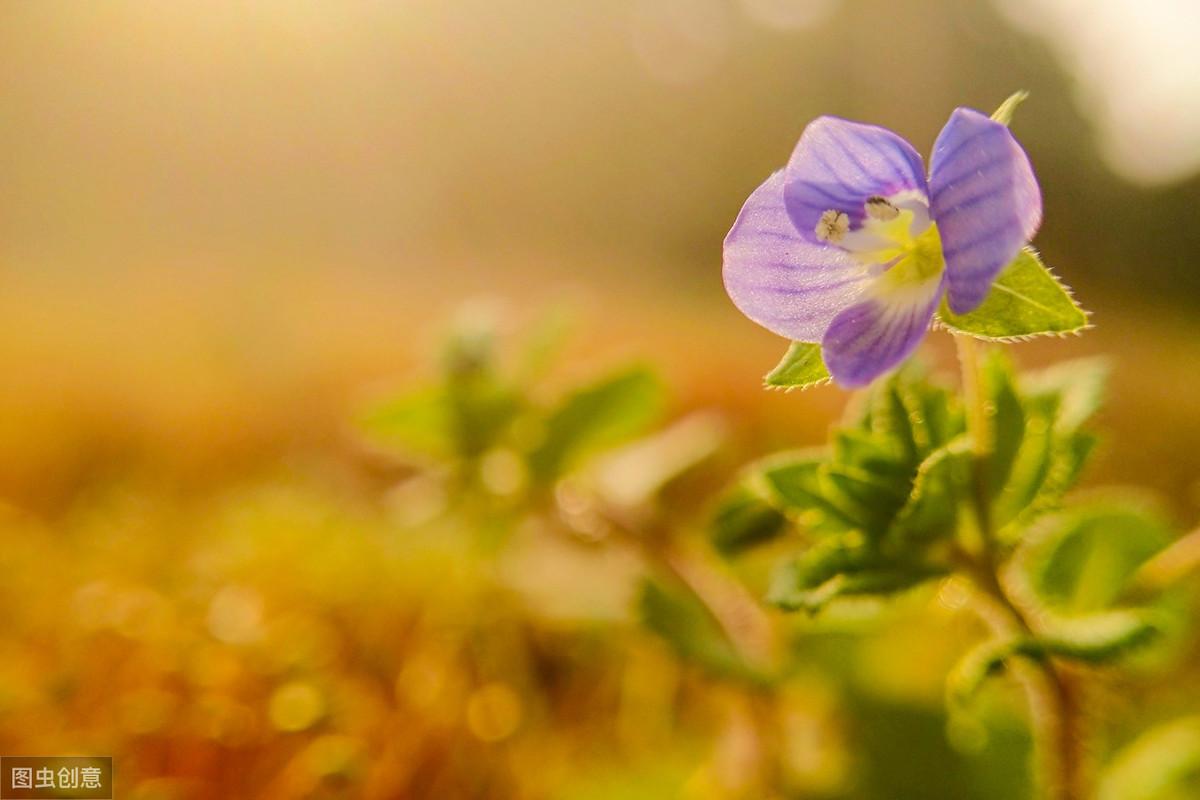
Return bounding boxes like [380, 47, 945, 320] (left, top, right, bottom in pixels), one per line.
[955, 336, 996, 561]
[953, 334, 1085, 800]
[964, 554, 1085, 800]
[561, 494, 784, 793]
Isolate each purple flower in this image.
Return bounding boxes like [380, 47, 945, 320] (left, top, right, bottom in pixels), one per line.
[723, 108, 1041, 387]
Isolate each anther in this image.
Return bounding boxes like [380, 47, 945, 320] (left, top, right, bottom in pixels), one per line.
[815, 209, 849, 243]
[865, 196, 900, 221]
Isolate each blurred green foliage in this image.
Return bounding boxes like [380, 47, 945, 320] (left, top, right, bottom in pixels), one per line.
[710, 340, 1199, 798]
[0, 314, 1197, 799]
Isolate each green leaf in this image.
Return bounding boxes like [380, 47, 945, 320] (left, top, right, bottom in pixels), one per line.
[980, 349, 1025, 496]
[993, 393, 1061, 529]
[447, 373, 522, 459]
[527, 366, 664, 482]
[709, 483, 789, 556]
[1002, 430, 1099, 534]
[937, 248, 1088, 341]
[771, 568, 939, 613]
[891, 437, 971, 543]
[1015, 501, 1174, 613]
[358, 387, 453, 459]
[867, 367, 964, 464]
[1099, 716, 1200, 800]
[912, 378, 966, 454]
[821, 464, 909, 537]
[767, 536, 874, 609]
[1053, 431, 1099, 494]
[763, 341, 831, 390]
[767, 535, 943, 612]
[1035, 609, 1160, 663]
[991, 90, 1029, 126]
[1023, 357, 1110, 431]
[760, 451, 861, 533]
[993, 358, 1108, 530]
[832, 428, 909, 482]
[638, 578, 762, 683]
[949, 611, 1159, 706]
[946, 637, 1021, 706]
[869, 376, 922, 464]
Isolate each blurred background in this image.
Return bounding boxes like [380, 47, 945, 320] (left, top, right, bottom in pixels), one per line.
[1, 1, 1199, 798]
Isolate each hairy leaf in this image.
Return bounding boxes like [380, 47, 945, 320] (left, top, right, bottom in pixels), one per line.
[994, 358, 1107, 531]
[771, 568, 941, 613]
[867, 368, 964, 465]
[764, 341, 830, 390]
[767, 537, 874, 609]
[709, 483, 789, 556]
[947, 637, 1021, 706]
[891, 437, 971, 543]
[1015, 501, 1174, 613]
[1036, 610, 1160, 663]
[949, 611, 1159, 706]
[994, 393, 1059, 529]
[937, 248, 1088, 341]
[869, 376, 922, 464]
[821, 464, 910, 537]
[914, 379, 966, 453]
[832, 428, 911, 484]
[980, 349, 1025, 497]
[760, 451, 860, 533]
[768, 545, 941, 613]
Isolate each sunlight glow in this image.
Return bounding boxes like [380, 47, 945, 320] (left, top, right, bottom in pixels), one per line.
[997, 0, 1200, 185]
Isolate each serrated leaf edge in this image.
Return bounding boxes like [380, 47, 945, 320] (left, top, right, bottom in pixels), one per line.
[763, 375, 833, 392]
[763, 341, 832, 391]
[935, 247, 1092, 343]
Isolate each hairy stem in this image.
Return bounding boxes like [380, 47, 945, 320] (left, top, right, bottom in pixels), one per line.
[954, 334, 1086, 800]
[964, 555, 1085, 800]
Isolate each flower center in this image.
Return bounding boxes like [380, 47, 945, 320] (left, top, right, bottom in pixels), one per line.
[879, 222, 944, 289]
[817, 191, 945, 290]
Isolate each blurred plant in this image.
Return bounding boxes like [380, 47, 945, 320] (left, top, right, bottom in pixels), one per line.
[355, 311, 1035, 798]
[716, 93, 1200, 800]
[358, 311, 809, 797]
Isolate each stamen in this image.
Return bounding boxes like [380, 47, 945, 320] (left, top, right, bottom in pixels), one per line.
[815, 209, 849, 243]
[865, 196, 900, 221]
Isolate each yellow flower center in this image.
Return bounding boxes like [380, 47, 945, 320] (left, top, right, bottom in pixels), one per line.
[824, 192, 945, 292]
[877, 222, 944, 291]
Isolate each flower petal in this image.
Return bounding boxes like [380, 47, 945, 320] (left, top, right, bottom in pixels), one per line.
[784, 116, 928, 242]
[930, 107, 1042, 314]
[724, 170, 872, 341]
[820, 274, 943, 388]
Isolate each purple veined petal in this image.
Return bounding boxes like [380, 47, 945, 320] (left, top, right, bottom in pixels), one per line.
[784, 116, 928, 243]
[930, 107, 1042, 314]
[820, 273, 944, 388]
[724, 170, 872, 342]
